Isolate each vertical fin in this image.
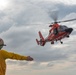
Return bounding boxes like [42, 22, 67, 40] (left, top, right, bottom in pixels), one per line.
[39, 31, 44, 41]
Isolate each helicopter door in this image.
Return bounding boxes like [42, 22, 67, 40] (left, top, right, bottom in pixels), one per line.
[53, 28, 58, 35]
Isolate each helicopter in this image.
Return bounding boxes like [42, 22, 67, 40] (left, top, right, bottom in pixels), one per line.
[36, 17, 76, 46]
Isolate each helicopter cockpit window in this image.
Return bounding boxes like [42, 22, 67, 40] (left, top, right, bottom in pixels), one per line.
[58, 25, 68, 32]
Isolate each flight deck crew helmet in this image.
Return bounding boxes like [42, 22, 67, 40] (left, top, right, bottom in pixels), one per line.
[0, 38, 6, 49]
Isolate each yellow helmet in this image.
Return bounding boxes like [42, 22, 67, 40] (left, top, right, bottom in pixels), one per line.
[0, 38, 6, 49]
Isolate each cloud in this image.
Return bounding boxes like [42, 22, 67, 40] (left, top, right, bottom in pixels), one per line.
[0, 0, 76, 75]
[0, 0, 75, 64]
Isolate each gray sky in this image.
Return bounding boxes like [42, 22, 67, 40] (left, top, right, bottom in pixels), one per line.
[0, 0, 76, 75]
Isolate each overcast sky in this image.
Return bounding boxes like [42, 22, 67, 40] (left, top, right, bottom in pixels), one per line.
[0, 0, 76, 75]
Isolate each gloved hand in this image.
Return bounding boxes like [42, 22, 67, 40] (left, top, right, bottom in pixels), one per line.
[26, 56, 34, 61]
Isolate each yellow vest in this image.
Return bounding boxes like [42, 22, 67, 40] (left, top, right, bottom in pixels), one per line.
[0, 50, 28, 75]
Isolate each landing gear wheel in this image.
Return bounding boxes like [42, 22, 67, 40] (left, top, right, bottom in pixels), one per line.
[67, 35, 69, 38]
[61, 41, 63, 44]
[60, 40, 63, 44]
[51, 41, 54, 44]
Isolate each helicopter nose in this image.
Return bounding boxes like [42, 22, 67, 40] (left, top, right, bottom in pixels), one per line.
[65, 28, 73, 33]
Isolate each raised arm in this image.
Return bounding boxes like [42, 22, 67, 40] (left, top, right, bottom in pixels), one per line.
[1, 50, 33, 61]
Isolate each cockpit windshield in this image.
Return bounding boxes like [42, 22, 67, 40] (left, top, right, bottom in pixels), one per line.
[58, 25, 68, 32]
[49, 25, 68, 35]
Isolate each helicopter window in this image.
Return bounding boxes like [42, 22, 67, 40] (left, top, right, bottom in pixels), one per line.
[58, 25, 68, 32]
[53, 28, 58, 35]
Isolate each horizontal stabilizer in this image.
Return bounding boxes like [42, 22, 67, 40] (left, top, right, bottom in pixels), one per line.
[36, 39, 39, 45]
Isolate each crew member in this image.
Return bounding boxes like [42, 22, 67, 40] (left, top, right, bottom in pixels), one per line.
[0, 38, 34, 75]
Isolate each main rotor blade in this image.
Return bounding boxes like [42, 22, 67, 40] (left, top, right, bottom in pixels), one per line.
[58, 18, 76, 23]
[50, 9, 59, 22]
